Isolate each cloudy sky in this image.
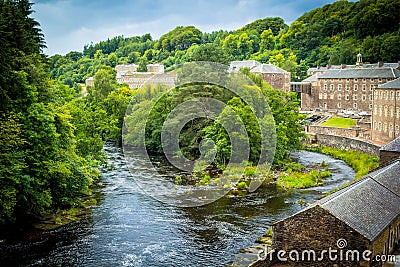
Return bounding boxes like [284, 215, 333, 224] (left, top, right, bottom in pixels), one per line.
[31, 0, 343, 56]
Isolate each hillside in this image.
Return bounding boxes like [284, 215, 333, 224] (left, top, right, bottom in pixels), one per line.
[49, 0, 399, 85]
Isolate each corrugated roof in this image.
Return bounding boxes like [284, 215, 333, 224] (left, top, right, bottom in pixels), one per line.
[251, 63, 288, 74]
[319, 68, 400, 79]
[378, 78, 400, 89]
[318, 176, 400, 241]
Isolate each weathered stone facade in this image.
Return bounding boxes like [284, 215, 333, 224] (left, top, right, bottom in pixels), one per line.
[379, 136, 400, 165]
[371, 78, 400, 143]
[300, 59, 400, 113]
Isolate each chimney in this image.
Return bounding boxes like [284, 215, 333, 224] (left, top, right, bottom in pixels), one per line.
[378, 61, 383, 68]
[326, 64, 332, 70]
[341, 64, 346, 69]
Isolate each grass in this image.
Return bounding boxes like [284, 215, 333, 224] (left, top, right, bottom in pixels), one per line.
[306, 146, 379, 179]
[321, 117, 356, 128]
[277, 169, 331, 189]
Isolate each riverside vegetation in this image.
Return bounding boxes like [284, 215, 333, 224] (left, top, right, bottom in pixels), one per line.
[1, 0, 397, 226]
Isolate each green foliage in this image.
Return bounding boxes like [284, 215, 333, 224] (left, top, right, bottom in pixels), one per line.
[236, 181, 249, 191]
[277, 168, 331, 189]
[307, 146, 379, 179]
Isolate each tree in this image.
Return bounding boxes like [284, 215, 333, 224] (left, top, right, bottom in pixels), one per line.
[137, 57, 148, 72]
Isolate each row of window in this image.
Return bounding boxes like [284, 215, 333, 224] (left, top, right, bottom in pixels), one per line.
[321, 103, 373, 110]
[374, 90, 400, 101]
[373, 121, 400, 136]
[324, 78, 388, 83]
[319, 93, 373, 101]
[374, 105, 400, 118]
[323, 84, 376, 92]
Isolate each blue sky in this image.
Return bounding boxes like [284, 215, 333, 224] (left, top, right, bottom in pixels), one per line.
[31, 0, 345, 55]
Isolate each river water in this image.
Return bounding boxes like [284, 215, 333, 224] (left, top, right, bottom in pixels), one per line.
[0, 143, 355, 267]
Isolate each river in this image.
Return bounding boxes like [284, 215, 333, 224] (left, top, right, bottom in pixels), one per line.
[0, 143, 355, 267]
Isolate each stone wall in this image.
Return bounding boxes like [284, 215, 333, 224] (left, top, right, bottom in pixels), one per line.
[308, 125, 363, 138]
[315, 134, 381, 157]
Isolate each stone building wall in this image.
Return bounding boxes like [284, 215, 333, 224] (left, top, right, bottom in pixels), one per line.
[371, 88, 400, 143]
[261, 72, 291, 93]
[379, 150, 400, 166]
[271, 206, 370, 267]
[304, 77, 395, 112]
[315, 134, 381, 157]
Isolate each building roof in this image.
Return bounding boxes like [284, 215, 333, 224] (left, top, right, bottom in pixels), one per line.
[229, 60, 261, 73]
[302, 73, 320, 83]
[318, 172, 400, 241]
[275, 159, 400, 241]
[308, 66, 327, 73]
[378, 78, 400, 89]
[380, 136, 400, 152]
[318, 68, 400, 79]
[251, 63, 288, 74]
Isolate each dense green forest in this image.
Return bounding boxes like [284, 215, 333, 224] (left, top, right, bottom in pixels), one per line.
[1, 0, 399, 225]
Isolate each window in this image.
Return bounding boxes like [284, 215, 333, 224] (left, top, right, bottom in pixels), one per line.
[347, 78, 350, 82]
[391, 108, 394, 118]
[374, 121, 377, 130]
[354, 95, 357, 100]
[319, 93, 323, 99]
[354, 84, 358, 91]
[379, 122, 382, 131]
[330, 84, 334, 91]
[355, 79, 358, 82]
[345, 95, 350, 100]
[337, 102, 341, 108]
[346, 85, 350, 91]
[379, 106, 383, 116]
[370, 85, 374, 91]
[370, 78, 374, 82]
[362, 95, 366, 101]
[338, 94, 342, 101]
[397, 108, 400, 119]
[384, 123, 387, 132]
[379, 78, 382, 82]
[339, 78, 342, 82]
[324, 93, 327, 99]
[324, 84, 327, 91]
[338, 84, 342, 91]
[362, 84, 366, 91]
[369, 104, 373, 110]
[391, 91, 395, 100]
[330, 94, 334, 100]
[385, 91, 388, 100]
[397, 92, 400, 101]
[380, 91, 383, 100]
[390, 124, 393, 133]
[374, 105, 378, 115]
[396, 125, 399, 135]
[384, 106, 388, 117]
[354, 103, 357, 109]
[370, 94, 373, 101]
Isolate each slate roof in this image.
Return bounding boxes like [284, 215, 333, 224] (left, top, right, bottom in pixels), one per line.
[302, 73, 320, 83]
[275, 159, 400, 241]
[378, 78, 400, 89]
[318, 173, 400, 241]
[318, 68, 400, 79]
[251, 63, 288, 74]
[229, 60, 261, 73]
[380, 136, 400, 152]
